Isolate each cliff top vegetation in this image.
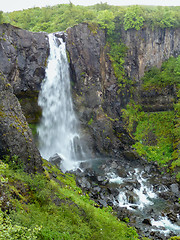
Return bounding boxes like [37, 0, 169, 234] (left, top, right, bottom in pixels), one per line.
[1, 3, 180, 33]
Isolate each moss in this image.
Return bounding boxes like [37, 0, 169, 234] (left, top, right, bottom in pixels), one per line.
[88, 117, 93, 125]
[87, 22, 98, 35]
[66, 50, 71, 63]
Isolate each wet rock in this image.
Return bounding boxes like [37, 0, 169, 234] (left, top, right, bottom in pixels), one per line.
[142, 218, 152, 226]
[170, 183, 179, 196]
[167, 211, 178, 223]
[97, 176, 109, 185]
[84, 168, 97, 182]
[49, 153, 62, 167]
[97, 199, 107, 208]
[107, 187, 119, 197]
[126, 191, 138, 204]
[116, 168, 127, 178]
[123, 150, 139, 161]
[76, 177, 91, 190]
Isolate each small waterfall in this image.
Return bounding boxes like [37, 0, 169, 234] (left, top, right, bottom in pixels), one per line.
[38, 33, 84, 171]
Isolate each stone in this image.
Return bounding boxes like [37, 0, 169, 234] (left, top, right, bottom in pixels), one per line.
[76, 177, 91, 190]
[142, 218, 152, 226]
[49, 153, 62, 167]
[170, 183, 179, 195]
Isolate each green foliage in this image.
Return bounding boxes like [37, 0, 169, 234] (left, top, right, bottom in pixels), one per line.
[123, 6, 144, 31]
[133, 111, 174, 165]
[2, 155, 24, 170]
[88, 117, 93, 125]
[142, 56, 180, 88]
[121, 100, 142, 134]
[97, 10, 115, 35]
[169, 237, 180, 240]
[0, 160, 139, 240]
[0, 209, 41, 240]
[108, 42, 127, 85]
[122, 102, 175, 166]
[142, 6, 179, 29]
[3, 4, 180, 33]
[0, 11, 3, 24]
[122, 56, 180, 176]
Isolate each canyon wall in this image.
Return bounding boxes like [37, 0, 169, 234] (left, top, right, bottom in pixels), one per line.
[66, 23, 180, 157]
[0, 23, 49, 172]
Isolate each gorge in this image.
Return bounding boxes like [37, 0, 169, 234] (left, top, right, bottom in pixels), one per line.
[0, 9, 180, 239]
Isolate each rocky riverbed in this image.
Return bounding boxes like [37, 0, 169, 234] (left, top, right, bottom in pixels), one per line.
[66, 157, 180, 239]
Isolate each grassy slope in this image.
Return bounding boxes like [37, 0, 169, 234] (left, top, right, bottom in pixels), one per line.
[0, 159, 139, 239]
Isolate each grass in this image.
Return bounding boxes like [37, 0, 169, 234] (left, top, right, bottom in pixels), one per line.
[0, 159, 139, 240]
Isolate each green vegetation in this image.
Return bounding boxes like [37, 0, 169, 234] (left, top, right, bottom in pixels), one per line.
[2, 4, 180, 33]
[142, 56, 180, 88]
[0, 159, 139, 239]
[0, 11, 3, 24]
[122, 55, 180, 179]
[123, 5, 144, 31]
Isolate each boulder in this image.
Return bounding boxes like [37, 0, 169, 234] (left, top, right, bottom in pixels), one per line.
[49, 153, 63, 167]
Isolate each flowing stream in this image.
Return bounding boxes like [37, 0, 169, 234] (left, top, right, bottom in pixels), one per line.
[107, 168, 180, 236]
[38, 33, 84, 171]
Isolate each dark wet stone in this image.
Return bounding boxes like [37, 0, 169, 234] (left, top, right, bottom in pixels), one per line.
[49, 153, 62, 167]
[76, 177, 91, 190]
[167, 211, 178, 223]
[142, 218, 152, 226]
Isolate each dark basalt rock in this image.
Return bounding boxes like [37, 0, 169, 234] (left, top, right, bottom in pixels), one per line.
[0, 72, 43, 173]
[0, 23, 49, 123]
[142, 218, 152, 226]
[66, 23, 135, 158]
[49, 153, 63, 168]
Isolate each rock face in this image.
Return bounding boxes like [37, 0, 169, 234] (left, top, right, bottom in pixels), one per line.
[66, 23, 132, 158]
[121, 27, 180, 81]
[0, 23, 49, 123]
[0, 23, 49, 173]
[66, 23, 180, 157]
[0, 72, 43, 173]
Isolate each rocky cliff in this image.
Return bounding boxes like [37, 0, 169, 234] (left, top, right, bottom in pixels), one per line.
[66, 23, 180, 158]
[0, 23, 49, 172]
[66, 23, 133, 158]
[0, 23, 49, 123]
[121, 27, 180, 81]
[0, 71, 43, 173]
[0, 22, 179, 167]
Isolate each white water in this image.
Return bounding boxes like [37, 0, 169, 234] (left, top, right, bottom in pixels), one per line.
[108, 168, 180, 235]
[38, 33, 84, 171]
[151, 217, 180, 235]
[109, 169, 157, 210]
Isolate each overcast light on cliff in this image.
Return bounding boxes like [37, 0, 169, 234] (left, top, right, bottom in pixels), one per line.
[1, 0, 180, 12]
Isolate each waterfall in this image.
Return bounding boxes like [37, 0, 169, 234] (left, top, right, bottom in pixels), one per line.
[38, 33, 84, 171]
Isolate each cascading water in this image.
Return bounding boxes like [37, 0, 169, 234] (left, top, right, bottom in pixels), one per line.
[38, 33, 84, 171]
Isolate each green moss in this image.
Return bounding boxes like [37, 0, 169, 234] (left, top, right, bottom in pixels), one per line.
[87, 22, 98, 35]
[66, 50, 71, 63]
[88, 117, 93, 125]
